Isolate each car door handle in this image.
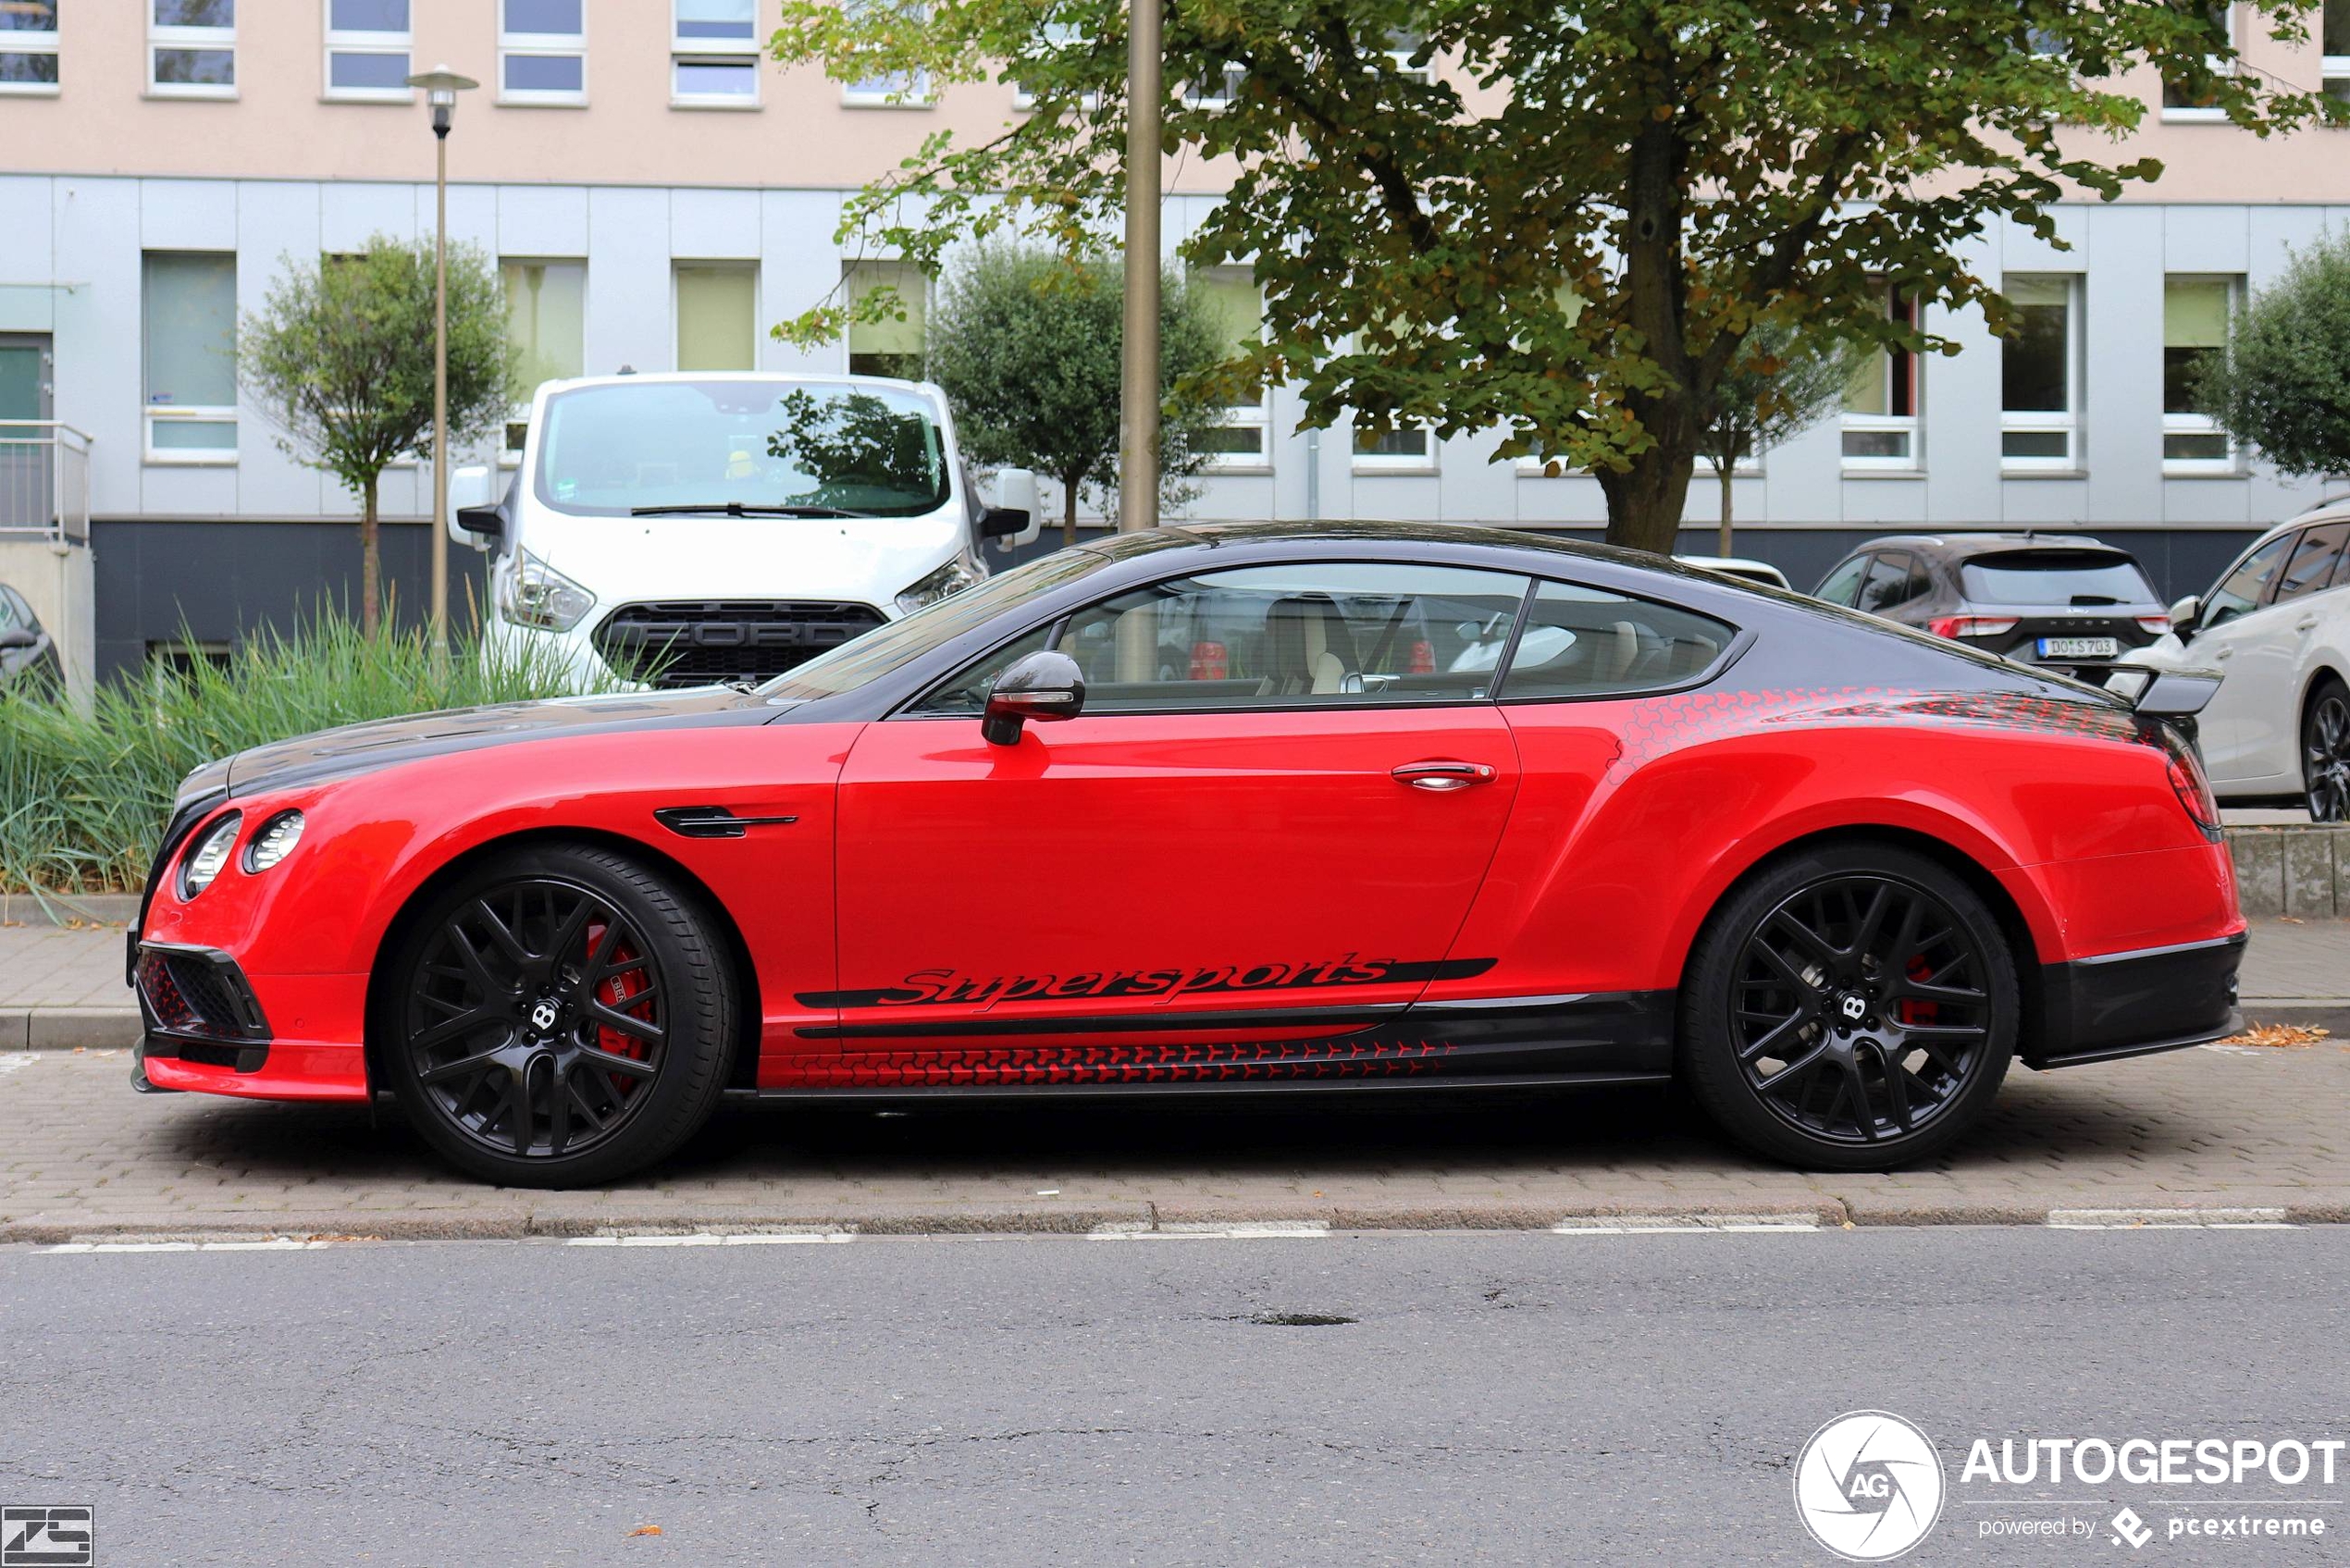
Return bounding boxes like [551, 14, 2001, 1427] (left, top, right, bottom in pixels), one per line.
[1392, 760, 1497, 791]
[2296, 617, 2320, 633]
[2212, 647, 2232, 660]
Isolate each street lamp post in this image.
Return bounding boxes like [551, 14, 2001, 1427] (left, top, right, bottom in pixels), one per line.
[405, 65, 478, 665]
[1118, 0, 1161, 535]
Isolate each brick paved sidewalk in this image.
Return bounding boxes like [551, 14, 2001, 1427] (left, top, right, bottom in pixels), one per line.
[0, 1031, 2342, 1241]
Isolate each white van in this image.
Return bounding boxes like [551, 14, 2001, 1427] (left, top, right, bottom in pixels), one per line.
[448, 372, 1038, 688]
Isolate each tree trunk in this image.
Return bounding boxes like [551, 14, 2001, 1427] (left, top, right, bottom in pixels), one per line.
[1593, 440, 1699, 557]
[360, 476, 381, 638]
[1600, 111, 1699, 556]
[1061, 475, 1080, 549]
[1718, 457, 1734, 559]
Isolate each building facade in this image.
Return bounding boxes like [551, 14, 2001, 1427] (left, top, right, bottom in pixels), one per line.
[1, 0, 2346, 682]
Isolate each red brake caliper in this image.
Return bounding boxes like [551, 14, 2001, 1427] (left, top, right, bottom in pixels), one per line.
[1898, 955, 1936, 1030]
[587, 920, 650, 1095]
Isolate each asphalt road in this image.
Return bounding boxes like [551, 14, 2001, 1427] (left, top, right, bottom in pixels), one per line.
[1, 1228, 2343, 1566]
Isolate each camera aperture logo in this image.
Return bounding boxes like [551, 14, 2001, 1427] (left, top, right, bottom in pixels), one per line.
[1795, 1411, 1948, 1562]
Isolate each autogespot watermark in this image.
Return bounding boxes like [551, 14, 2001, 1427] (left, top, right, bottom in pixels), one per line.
[1793, 1414, 2344, 1559]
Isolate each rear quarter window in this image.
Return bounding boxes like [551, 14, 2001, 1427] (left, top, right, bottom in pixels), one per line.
[1500, 581, 1738, 699]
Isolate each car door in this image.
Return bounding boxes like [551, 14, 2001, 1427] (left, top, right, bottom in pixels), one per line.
[1856, 551, 1928, 625]
[2235, 523, 2350, 781]
[2190, 531, 2296, 781]
[828, 560, 1532, 1054]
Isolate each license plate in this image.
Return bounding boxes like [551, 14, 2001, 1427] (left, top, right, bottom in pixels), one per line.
[2036, 636, 2120, 660]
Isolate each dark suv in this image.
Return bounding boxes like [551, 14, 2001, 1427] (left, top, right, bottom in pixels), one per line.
[1812, 534, 2171, 680]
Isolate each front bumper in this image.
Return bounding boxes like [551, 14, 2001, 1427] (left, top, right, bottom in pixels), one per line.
[2026, 932, 2246, 1068]
[130, 939, 369, 1100]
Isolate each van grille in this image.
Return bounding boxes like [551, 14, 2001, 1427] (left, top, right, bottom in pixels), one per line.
[592, 600, 887, 687]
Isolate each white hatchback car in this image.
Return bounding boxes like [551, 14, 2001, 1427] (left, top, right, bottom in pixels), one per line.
[2111, 500, 2350, 820]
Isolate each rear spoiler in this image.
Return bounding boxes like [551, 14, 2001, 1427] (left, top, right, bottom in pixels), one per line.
[2105, 666, 2222, 719]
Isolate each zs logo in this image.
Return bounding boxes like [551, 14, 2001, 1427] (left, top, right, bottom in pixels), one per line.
[2, 1506, 93, 1568]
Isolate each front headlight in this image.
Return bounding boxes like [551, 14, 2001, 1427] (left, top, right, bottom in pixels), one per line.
[896, 552, 986, 616]
[179, 811, 242, 899]
[243, 809, 304, 873]
[499, 549, 597, 632]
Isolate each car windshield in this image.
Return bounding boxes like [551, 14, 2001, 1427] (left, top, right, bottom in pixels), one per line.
[757, 548, 1110, 702]
[535, 379, 952, 518]
[1958, 552, 2156, 606]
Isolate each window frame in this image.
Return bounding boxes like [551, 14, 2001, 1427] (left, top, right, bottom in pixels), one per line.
[142, 250, 240, 465]
[1999, 274, 2082, 474]
[500, 255, 588, 466]
[1814, 554, 1872, 607]
[2200, 530, 2295, 630]
[1011, 19, 1090, 110]
[148, 0, 238, 100]
[1195, 267, 1271, 474]
[1841, 284, 1922, 473]
[1490, 576, 1749, 706]
[1351, 423, 1439, 475]
[672, 260, 760, 374]
[0, 1, 60, 97]
[321, 0, 413, 103]
[2161, 274, 2240, 475]
[498, 0, 588, 105]
[841, 1, 931, 105]
[2158, 0, 2235, 122]
[2272, 523, 2350, 605]
[671, 0, 761, 108]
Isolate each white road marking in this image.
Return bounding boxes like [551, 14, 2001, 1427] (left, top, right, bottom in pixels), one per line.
[1552, 1215, 1821, 1234]
[0, 1053, 38, 1075]
[41, 1238, 340, 1253]
[1089, 1220, 1331, 1241]
[2045, 1207, 2294, 1229]
[566, 1228, 857, 1247]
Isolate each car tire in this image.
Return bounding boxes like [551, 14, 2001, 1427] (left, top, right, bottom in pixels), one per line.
[380, 843, 736, 1188]
[1676, 843, 2017, 1172]
[2304, 677, 2350, 824]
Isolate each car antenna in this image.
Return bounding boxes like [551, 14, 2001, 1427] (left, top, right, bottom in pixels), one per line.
[616, 364, 636, 376]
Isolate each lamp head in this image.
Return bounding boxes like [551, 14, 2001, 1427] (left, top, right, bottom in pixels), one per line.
[403, 65, 478, 134]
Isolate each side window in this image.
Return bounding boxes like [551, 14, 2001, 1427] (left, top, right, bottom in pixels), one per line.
[912, 561, 1533, 714]
[2202, 535, 2294, 630]
[2273, 524, 2348, 605]
[1859, 551, 1918, 613]
[909, 622, 1058, 716]
[1499, 580, 1738, 700]
[1815, 555, 1869, 607]
[0, 593, 18, 633]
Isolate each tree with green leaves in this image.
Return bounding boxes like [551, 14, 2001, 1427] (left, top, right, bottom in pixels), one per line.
[2192, 229, 2350, 480]
[240, 236, 513, 636]
[773, 0, 2338, 554]
[1696, 322, 1855, 558]
[924, 244, 1231, 543]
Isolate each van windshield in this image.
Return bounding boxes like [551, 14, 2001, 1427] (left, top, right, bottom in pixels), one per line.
[534, 380, 952, 518]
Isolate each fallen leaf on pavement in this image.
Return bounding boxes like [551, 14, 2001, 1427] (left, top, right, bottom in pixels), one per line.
[627, 1525, 663, 1537]
[2220, 1022, 2331, 1048]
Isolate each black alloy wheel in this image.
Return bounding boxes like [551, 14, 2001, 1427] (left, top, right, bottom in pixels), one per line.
[1678, 846, 2017, 1170]
[2305, 680, 2350, 824]
[383, 845, 735, 1187]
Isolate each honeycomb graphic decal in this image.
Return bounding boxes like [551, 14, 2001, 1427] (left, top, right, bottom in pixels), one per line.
[778, 1036, 1460, 1088]
[1610, 685, 2142, 771]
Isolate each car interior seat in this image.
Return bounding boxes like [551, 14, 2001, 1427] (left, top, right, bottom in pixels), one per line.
[1258, 594, 1363, 696]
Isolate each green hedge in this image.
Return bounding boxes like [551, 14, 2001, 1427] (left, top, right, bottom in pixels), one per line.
[0, 612, 610, 895]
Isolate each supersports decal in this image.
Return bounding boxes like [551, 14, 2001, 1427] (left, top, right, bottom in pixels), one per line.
[773, 1037, 1463, 1088]
[797, 954, 1496, 1012]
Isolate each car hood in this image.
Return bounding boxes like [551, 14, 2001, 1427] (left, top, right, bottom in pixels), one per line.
[511, 512, 965, 608]
[217, 685, 775, 798]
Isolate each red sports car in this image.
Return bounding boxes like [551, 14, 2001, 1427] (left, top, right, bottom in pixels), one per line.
[129, 524, 2243, 1186]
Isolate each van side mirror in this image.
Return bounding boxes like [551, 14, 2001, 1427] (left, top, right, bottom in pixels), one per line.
[448, 464, 498, 552]
[0, 627, 37, 651]
[981, 649, 1084, 746]
[2169, 594, 2202, 640]
[981, 467, 1042, 549]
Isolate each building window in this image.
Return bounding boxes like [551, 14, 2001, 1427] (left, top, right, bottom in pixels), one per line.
[2162, 275, 2237, 473]
[1012, 19, 1086, 110]
[143, 252, 238, 462]
[2159, 0, 2232, 120]
[1380, 29, 1435, 85]
[0, 2, 60, 95]
[1194, 271, 1269, 471]
[502, 259, 586, 458]
[844, 260, 925, 378]
[1999, 275, 2078, 471]
[322, 0, 412, 100]
[673, 0, 758, 105]
[843, 0, 929, 104]
[2324, 0, 2349, 103]
[1842, 285, 1920, 469]
[500, 0, 586, 103]
[1353, 424, 1436, 472]
[675, 263, 757, 372]
[1184, 61, 1246, 108]
[149, 0, 235, 97]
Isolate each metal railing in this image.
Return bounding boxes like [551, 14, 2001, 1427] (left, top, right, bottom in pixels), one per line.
[0, 421, 92, 545]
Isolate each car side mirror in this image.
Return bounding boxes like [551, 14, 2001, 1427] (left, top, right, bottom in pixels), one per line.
[0, 627, 36, 650]
[448, 464, 499, 552]
[981, 467, 1042, 549]
[982, 649, 1084, 746]
[2169, 594, 2202, 640]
